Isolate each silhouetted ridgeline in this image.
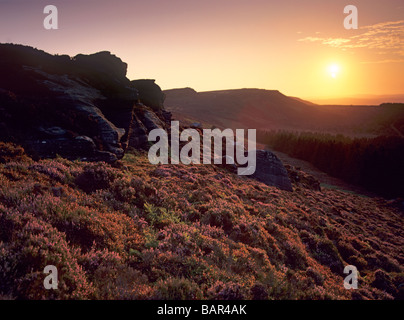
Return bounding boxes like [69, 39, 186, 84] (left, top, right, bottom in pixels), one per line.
[165, 88, 404, 136]
[257, 131, 404, 198]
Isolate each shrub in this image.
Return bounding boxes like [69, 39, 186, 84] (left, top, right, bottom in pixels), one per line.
[250, 282, 269, 300]
[312, 239, 344, 274]
[0, 209, 94, 299]
[153, 277, 203, 300]
[371, 269, 397, 296]
[283, 241, 308, 270]
[306, 267, 324, 286]
[75, 162, 120, 193]
[208, 281, 246, 300]
[0, 142, 30, 163]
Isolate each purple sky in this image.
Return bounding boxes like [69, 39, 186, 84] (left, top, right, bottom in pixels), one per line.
[1, 0, 403, 100]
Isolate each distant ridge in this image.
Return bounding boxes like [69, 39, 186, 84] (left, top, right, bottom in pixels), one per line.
[311, 94, 404, 106]
[289, 96, 317, 106]
[164, 87, 404, 136]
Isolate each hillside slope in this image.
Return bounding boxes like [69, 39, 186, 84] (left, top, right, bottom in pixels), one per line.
[0, 145, 402, 300]
[165, 88, 318, 130]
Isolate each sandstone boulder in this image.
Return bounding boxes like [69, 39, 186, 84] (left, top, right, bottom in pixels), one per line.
[0, 44, 168, 162]
[248, 150, 293, 191]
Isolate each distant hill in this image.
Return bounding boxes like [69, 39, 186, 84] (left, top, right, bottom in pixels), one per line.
[164, 88, 318, 130]
[311, 95, 404, 106]
[289, 96, 318, 106]
[164, 88, 404, 136]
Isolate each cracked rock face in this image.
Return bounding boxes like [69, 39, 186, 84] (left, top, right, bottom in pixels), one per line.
[0, 44, 168, 162]
[131, 79, 165, 111]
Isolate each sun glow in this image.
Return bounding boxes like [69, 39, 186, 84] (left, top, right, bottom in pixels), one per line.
[328, 64, 340, 78]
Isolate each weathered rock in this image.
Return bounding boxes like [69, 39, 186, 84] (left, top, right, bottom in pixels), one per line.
[38, 126, 67, 137]
[131, 79, 165, 111]
[74, 103, 125, 151]
[27, 136, 97, 159]
[136, 105, 166, 132]
[128, 113, 149, 149]
[184, 121, 292, 192]
[74, 51, 128, 81]
[248, 150, 293, 192]
[0, 44, 169, 162]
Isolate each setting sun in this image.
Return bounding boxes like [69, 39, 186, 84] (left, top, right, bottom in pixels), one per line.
[0, 0, 403, 305]
[328, 64, 340, 78]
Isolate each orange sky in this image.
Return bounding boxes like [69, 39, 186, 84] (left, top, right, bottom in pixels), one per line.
[1, 0, 403, 102]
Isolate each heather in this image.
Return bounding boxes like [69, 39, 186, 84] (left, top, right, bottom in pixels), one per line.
[0, 144, 402, 300]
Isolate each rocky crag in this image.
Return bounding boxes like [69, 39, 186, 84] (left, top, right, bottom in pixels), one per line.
[0, 44, 170, 162]
[0, 44, 292, 191]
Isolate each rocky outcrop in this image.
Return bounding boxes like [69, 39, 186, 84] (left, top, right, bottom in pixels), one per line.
[248, 150, 293, 192]
[137, 107, 166, 132]
[132, 79, 165, 111]
[128, 112, 149, 149]
[0, 44, 168, 162]
[0, 44, 292, 192]
[176, 121, 292, 192]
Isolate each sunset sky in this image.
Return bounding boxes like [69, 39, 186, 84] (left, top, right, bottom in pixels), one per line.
[1, 0, 403, 102]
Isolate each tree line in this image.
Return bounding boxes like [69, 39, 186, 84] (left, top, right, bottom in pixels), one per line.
[257, 130, 404, 198]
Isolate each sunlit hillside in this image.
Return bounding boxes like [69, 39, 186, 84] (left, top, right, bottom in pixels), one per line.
[0, 144, 402, 300]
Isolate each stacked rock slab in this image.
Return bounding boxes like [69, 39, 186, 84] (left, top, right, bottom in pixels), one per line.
[0, 44, 168, 162]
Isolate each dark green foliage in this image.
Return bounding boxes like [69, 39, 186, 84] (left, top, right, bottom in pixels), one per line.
[258, 130, 404, 198]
